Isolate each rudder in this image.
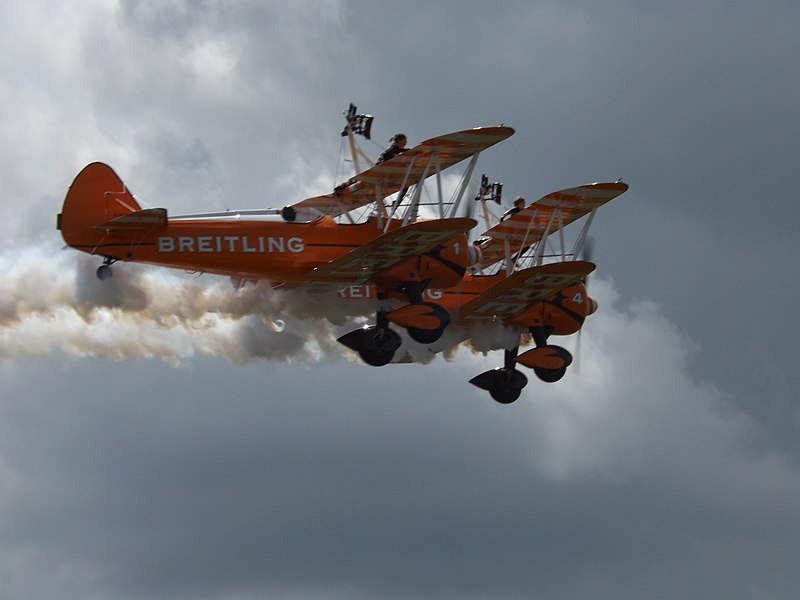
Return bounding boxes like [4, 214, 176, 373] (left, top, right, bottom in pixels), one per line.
[57, 162, 142, 250]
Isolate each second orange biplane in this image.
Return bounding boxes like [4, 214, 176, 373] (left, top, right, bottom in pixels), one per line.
[57, 106, 627, 403]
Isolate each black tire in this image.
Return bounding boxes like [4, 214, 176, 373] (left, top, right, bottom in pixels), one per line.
[407, 325, 445, 344]
[533, 365, 567, 383]
[358, 328, 401, 367]
[490, 387, 521, 404]
[358, 347, 395, 367]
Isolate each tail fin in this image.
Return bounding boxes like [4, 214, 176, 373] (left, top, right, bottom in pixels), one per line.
[57, 162, 144, 250]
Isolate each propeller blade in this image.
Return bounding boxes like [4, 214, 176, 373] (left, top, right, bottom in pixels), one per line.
[575, 236, 594, 373]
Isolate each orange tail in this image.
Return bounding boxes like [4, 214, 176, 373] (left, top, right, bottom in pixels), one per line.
[57, 162, 143, 252]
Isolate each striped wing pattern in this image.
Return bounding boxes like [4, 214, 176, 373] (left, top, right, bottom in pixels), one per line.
[476, 181, 628, 268]
[302, 218, 476, 291]
[291, 126, 515, 217]
[457, 261, 595, 322]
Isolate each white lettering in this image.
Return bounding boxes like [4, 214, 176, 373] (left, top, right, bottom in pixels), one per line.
[337, 285, 442, 302]
[178, 237, 195, 252]
[155, 235, 306, 254]
[287, 237, 304, 253]
[242, 236, 257, 253]
[158, 237, 175, 252]
[197, 236, 213, 252]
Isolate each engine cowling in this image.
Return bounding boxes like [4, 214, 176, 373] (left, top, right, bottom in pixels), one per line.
[512, 282, 595, 336]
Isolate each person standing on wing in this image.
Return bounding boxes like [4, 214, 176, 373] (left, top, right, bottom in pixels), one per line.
[377, 133, 411, 202]
[377, 133, 408, 163]
[501, 196, 526, 221]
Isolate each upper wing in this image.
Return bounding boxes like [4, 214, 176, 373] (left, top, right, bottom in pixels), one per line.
[476, 181, 628, 268]
[456, 261, 595, 322]
[288, 126, 515, 219]
[300, 217, 476, 291]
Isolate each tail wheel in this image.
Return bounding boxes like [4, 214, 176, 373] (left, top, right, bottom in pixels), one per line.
[96, 264, 113, 280]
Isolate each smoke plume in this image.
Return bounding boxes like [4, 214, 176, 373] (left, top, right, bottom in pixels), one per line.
[0, 245, 522, 368]
[0, 245, 375, 366]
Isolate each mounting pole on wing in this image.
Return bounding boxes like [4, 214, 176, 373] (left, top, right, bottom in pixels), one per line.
[475, 174, 503, 232]
[341, 103, 375, 175]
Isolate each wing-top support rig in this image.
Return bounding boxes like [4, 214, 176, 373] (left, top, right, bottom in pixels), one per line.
[281, 103, 515, 231]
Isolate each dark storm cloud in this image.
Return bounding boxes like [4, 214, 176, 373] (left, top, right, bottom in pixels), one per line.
[2, 1, 800, 599]
[2, 283, 799, 599]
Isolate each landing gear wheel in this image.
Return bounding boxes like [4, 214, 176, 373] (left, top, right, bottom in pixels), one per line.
[489, 387, 522, 404]
[406, 302, 450, 344]
[338, 326, 402, 367]
[533, 365, 568, 383]
[469, 367, 528, 405]
[359, 347, 394, 367]
[359, 328, 401, 367]
[96, 264, 113, 280]
[407, 325, 446, 344]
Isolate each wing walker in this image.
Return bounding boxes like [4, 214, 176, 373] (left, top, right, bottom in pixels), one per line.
[57, 104, 628, 404]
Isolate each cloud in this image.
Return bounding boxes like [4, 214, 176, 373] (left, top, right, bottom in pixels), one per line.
[0, 244, 369, 366]
[1, 275, 799, 599]
[3, 1, 800, 598]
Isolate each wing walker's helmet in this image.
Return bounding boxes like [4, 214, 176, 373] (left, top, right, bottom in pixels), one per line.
[392, 133, 407, 143]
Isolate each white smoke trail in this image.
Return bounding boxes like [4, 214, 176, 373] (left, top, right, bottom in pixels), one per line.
[0, 245, 375, 365]
[0, 244, 521, 368]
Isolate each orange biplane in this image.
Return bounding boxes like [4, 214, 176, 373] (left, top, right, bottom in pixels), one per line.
[57, 105, 627, 403]
[337, 179, 628, 402]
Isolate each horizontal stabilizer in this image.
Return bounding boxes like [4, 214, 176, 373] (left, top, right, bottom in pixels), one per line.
[95, 208, 168, 230]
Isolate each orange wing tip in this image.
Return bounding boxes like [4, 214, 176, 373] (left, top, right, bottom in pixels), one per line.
[386, 304, 442, 330]
[516, 346, 573, 370]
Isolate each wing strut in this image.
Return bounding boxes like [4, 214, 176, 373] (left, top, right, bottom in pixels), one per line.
[531, 207, 559, 267]
[401, 150, 436, 226]
[447, 152, 481, 220]
[569, 208, 597, 260]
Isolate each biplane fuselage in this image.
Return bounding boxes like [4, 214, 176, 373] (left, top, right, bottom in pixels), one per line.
[59, 162, 474, 290]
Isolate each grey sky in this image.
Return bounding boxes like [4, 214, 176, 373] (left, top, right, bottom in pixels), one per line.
[1, 1, 799, 598]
